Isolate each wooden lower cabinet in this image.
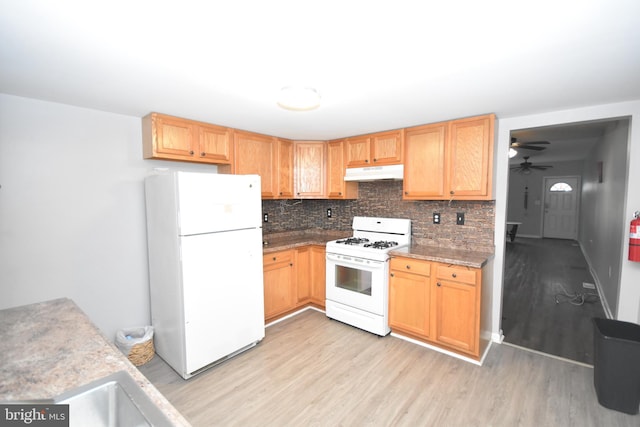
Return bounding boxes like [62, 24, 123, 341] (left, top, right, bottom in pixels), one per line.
[264, 246, 327, 323]
[295, 245, 326, 307]
[389, 256, 483, 358]
[389, 258, 431, 338]
[263, 250, 295, 321]
[309, 246, 326, 306]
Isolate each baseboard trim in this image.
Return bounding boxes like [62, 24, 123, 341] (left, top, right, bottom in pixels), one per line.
[265, 306, 325, 328]
[501, 341, 593, 368]
[390, 332, 488, 366]
[577, 241, 613, 319]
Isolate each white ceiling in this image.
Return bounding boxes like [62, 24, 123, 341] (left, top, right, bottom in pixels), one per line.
[1, 1, 639, 144]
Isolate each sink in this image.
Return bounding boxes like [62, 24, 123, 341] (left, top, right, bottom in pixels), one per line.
[55, 371, 173, 427]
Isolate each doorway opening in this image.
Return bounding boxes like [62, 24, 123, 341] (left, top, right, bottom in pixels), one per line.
[501, 118, 629, 364]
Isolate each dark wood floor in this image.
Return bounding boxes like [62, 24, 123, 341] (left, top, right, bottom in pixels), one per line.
[502, 237, 606, 365]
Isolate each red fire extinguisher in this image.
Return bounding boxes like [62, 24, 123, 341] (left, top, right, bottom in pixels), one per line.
[630, 211, 640, 262]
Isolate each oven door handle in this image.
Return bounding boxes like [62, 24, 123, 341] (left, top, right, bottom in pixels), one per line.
[326, 253, 386, 269]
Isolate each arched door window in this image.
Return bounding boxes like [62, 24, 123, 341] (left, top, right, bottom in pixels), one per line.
[549, 182, 573, 192]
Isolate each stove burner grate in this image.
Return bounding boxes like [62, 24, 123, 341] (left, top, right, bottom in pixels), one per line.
[364, 241, 399, 249]
[336, 237, 370, 245]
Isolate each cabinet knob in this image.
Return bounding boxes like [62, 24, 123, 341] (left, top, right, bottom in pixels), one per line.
[390, 273, 395, 277]
[450, 190, 454, 195]
[289, 263, 293, 267]
[437, 282, 442, 287]
[272, 257, 276, 261]
[452, 273, 457, 278]
[200, 152, 205, 156]
[189, 150, 194, 155]
[406, 265, 411, 270]
[339, 192, 342, 195]
[365, 159, 369, 163]
[404, 191, 409, 195]
[373, 158, 377, 162]
[279, 192, 283, 195]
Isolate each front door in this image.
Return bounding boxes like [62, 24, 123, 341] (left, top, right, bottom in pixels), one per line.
[542, 176, 580, 239]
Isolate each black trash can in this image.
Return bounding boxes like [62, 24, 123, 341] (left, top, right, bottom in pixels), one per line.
[592, 317, 640, 415]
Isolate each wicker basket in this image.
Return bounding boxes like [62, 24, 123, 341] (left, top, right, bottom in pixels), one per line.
[127, 338, 155, 366]
[116, 326, 155, 366]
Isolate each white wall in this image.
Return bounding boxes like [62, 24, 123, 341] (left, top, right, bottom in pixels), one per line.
[579, 120, 629, 318]
[0, 94, 216, 340]
[493, 100, 640, 336]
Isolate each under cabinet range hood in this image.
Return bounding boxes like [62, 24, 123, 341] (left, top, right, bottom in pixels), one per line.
[344, 164, 404, 182]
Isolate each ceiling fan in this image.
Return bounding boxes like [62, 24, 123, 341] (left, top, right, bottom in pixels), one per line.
[510, 156, 553, 174]
[510, 137, 550, 151]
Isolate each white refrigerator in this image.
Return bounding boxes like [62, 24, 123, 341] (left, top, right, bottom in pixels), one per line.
[144, 171, 265, 379]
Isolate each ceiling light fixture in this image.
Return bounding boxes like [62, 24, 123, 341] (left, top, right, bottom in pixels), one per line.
[509, 148, 518, 158]
[277, 86, 321, 111]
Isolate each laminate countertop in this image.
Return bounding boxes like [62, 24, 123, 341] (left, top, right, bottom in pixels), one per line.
[262, 230, 350, 254]
[390, 244, 494, 268]
[0, 298, 191, 426]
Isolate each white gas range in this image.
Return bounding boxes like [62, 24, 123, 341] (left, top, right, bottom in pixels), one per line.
[325, 216, 412, 336]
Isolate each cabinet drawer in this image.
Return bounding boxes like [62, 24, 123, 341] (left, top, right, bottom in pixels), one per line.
[263, 250, 294, 268]
[390, 257, 431, 276]
[436, 265, 476, 285]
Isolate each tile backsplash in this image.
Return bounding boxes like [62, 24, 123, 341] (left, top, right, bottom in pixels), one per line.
[262, 181, 495, 252]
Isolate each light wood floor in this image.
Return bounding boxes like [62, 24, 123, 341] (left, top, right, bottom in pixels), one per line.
[139, 309, 637, 426]
[502, 237, 606, 365]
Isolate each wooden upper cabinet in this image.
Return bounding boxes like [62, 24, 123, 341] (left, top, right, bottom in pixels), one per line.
[370, 130, 403, 165]
[345, 130, 402, 167]
[294, 141, 326, 198]
[198, 123, 232, 163]
[233, 131, 277, 198]
[327, 139, 358, 199]
[142, 113, 232, 164]
[345, 136, 371, 167]
[448, 115, 494, 199]
[277, 138, 294, 198]
[403, 123, 447, 200]
[403, 114, 494, 201]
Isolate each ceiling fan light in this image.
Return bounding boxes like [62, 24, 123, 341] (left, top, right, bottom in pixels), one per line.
[277, 86, 321, 111]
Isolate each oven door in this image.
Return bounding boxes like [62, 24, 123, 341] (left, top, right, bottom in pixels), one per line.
[325, 252, 388, 315]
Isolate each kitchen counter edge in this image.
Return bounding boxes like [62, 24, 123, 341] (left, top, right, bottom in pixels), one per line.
[0, 298, 191, 427]
[390, 244, 494, 268]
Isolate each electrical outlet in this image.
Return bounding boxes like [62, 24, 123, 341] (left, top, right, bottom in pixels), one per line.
[456, 212, 465, 225]
[433, 212, 440, 224]
[263, 213, 269, 223]
[327, 208, 332, 218]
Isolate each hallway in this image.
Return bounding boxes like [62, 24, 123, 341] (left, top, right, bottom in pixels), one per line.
[502, 237, 606, 365]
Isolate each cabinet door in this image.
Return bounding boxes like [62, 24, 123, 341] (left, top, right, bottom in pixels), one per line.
[433, 278, 477, 354]
[277, 139, 294, 198]
[403, 123, 447, 200]
[153, 114, 196, 158]
[296, 247, 311, 303]
[370, 130, 402, 165]
[263, 251, 295, 320]
[448, 115, 494, 199]
[234, 131, 277, 198]
[327, 140, 358, 199]
[345, 136, 371, 167]
[310, 246, 326, 306]
[294, 141, 326, 198]
[197, 123, 232, 164]
[389, 257, 431, 338]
